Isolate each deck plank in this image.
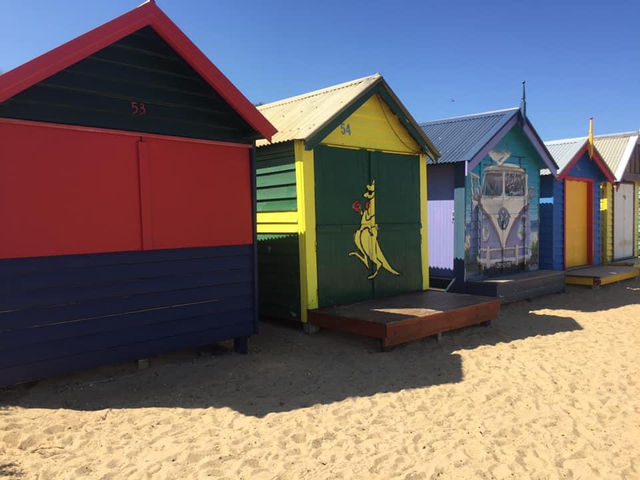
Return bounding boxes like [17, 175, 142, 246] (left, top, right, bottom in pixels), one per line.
[565, 265, 639, 287]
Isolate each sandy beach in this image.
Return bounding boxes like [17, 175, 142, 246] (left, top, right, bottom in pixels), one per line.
[1, 279, 639, 479]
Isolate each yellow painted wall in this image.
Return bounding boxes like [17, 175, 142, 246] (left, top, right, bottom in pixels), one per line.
[600, 182, 613, 263]
[420, 153, 430, 289]
[256, 211, 298, 234]
[321, 94, 421, 154]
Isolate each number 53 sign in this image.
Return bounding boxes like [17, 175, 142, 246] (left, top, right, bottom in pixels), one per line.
[131, 101, 147, 116]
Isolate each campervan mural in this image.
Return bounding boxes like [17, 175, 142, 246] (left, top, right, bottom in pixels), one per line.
[466, 148, 539, 278]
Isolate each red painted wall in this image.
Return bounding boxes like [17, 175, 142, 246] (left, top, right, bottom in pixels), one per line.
[0, 123, 142, 258]
[142, 137, 253, 250]
[0, 121, 253, 259]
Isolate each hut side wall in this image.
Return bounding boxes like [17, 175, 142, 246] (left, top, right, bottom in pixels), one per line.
[255, 142, 302, 321]
[464, 126, 542, 280]
[0, 25, 263, 384]
[0, 246, 256, 386]
[601, 182, 614, 263]
[540, 153, 606, 270]
[0, 121, 258, 386]
[427, 164, 456, 277]
[565, 153, 604, 267]
[539, 175, 564, 270]
[637, 182, 640, 256]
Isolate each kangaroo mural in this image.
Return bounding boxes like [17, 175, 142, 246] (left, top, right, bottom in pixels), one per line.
[349, 180, 400, 279]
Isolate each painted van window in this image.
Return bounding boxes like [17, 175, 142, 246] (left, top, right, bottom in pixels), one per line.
[505, 173, 525, 196]
[483, 172, 503, 196]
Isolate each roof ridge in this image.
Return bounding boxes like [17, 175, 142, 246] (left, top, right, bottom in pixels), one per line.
[258, 74, 381, 111]
[419, 107, 519, 126]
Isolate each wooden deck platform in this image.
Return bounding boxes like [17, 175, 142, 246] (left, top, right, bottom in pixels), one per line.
[610, 257, 640, 269]
[565, 265, 640, 287]
[465, 270, 566, 303]
[308, 290, 501, 349]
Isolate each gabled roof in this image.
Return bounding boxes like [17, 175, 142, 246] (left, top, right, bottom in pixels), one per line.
[0, 0, 276, 141]
[420, 108, 517, 164]
[256, 74, 440, 160]
[594, 131, 640, 181]
[543, 136, 615, 182]
[420, 108, 558, 175]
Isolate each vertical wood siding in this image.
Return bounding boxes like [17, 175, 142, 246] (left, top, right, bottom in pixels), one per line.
[427, 164, 456, 277]
[0, 246, 256, 386]
[601, 182, 614, 263]
[428, 200, 454, 274]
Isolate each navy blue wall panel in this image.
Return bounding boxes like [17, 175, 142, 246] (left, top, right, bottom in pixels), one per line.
[0, 245, 256, 386]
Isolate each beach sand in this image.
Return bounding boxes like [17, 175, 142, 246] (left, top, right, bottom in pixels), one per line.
[1, 279, 639, 479]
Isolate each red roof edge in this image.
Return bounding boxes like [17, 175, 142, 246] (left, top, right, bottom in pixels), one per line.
[0, 1, 277, 141]
[558, 142, 616, 183]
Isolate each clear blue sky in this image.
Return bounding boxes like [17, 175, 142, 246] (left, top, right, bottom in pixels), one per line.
[1, 0, 638, 140]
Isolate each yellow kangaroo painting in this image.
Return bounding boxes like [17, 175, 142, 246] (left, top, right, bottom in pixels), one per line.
[349, 180, 400, 280]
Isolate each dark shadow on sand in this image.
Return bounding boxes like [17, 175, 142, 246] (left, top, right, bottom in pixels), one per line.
[0, 300, 584, 417]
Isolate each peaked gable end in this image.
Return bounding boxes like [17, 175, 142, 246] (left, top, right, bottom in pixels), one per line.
[320, 93, 420, 154]
[0, 28, 257, 143]
[0, 2, 276, 142]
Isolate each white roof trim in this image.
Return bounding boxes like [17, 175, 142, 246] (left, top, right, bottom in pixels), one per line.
[616, 134, 639, 181]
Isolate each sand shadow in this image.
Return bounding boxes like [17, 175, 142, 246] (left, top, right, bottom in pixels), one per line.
[0, 304, 582, 417]
[525, 275, 639, 313]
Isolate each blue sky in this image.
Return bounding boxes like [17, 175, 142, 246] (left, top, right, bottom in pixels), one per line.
[1, 0, 638, 140]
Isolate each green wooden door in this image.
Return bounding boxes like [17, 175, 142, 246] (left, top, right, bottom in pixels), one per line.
[370, 152, 422, 298]
[315, 146, 421, 307]
[315, 146, 373, 306]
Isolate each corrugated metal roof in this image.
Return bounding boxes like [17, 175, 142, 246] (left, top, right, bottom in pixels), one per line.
[543, 136, 587, 175]
[255, 74, 439, 159]
[419, 108, 519, 164]
[594, 131, 639, 181]
[257, 74, 380, 147]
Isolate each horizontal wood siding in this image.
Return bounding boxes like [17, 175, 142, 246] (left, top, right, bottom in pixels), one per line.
[0, 27, 257, 143]
[0, 245, 256, 386]
[256, 142, 297, 213]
